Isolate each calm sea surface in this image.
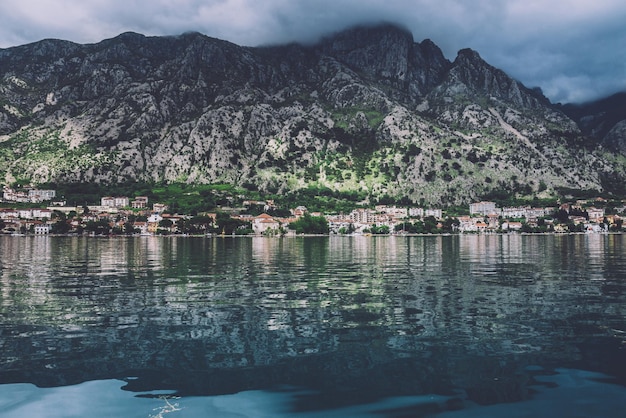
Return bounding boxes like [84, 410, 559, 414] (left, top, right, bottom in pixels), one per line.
[0, 234, 624, 417]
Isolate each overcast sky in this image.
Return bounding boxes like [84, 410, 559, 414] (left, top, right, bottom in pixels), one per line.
[1, 0, 625, 104]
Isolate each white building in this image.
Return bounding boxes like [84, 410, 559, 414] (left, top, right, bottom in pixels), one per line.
[501, 221, 523, 231]
[470, 201, 497, 216]
[28, 189, 56, 202]
[32, 209, 52, 219]
[409, 207, 424, 218]
[101, 196, 129, 208]
[252, 213, 281, 234]
[131, 196, 148, 209]
[2, 187, 29, 202]
[0, 209, 18, 219]
[34, 224, 52, 234]
[587, 207, 606, 222]
[350, 209, 371, 224]
[527, 207, 551, 218]
[376, 205, 408, 219]
[424, 208, 443, 219]
[501, 206, 528, 218]
[153, 203, 168, 213]
[147, 213, 163, 234]
[114, 196, 130, 208]
[17, 209, 33, 218]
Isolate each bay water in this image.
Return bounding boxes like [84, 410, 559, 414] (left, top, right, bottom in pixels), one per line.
[0, 234, 624, 417]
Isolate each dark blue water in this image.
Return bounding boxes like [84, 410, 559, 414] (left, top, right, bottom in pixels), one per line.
[0, 234, 624, 417]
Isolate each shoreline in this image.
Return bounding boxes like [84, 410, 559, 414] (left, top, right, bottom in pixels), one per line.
[3, 231, 622, 238]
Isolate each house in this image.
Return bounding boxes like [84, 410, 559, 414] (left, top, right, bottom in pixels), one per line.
[152, 203, 168, 213]
[486, 214, 500, 229]
[147, 213, 163, 233]
[587, 207, 605, 223]
[0, 208, 18, 219]
[101, 196, 129, 208]
[162, 214, 184, 231]
[409, 207, 424, 218]
[501, 206, 528, 218]
[376, 205, 408, 218]
[97, 212, 111, 221]
[554, 224, 569, 233]
[527, 207, 551, 218]
[475, 221, 488, 232]
[17, 209, 33, 219]
[502, 221, 523, 231]
[114, 196, 130, 208]
[28, 189, 56, 202]
[32, 209, 52, 219]
[457, 216, 476, 232]
[34, 223, 52, 234]
[2, 187, 29, 202]
[292, 206, 308, 217]
[243, 200, 266, 207]
[350, 208, 371, 224]
[133, 221, 148, 234]
[424, 208, 443, 219]
[252, 213, 281, 234]
[131, 196, 148, 209]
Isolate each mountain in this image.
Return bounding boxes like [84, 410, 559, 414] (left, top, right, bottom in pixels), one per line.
[1, 23, 625, 205]
[559, 92, 626, 156]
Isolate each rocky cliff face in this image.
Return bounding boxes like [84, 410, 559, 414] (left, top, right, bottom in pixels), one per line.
[1, 24, 624, 204]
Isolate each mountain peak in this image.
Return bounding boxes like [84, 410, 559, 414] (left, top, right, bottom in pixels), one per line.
[317, 23, 449, 100]
[453, 48, 489, 69]
[432, 46, 552, 109]
[456, 48, 482, 59]
[113, 31, 146, 40]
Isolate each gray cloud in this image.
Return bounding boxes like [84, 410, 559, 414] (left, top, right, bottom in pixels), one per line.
[0, 0, 625, 103]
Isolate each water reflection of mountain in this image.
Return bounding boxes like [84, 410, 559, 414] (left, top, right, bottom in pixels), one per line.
[0, 235, 624, 405]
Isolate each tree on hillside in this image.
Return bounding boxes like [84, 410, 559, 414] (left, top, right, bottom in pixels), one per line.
[289, 213, 329, 234]
[186, 215, 214, 234]
[85, 219, 111, 235]
[211, 212, 252, 235]
[367, 224, 390, 234]
[423, 216, 439, 233]
[124, 221, 137, 235]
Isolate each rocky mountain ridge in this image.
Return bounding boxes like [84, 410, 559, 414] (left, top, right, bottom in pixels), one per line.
[1, 23, 625, 204]
[559, 92, 626, 156]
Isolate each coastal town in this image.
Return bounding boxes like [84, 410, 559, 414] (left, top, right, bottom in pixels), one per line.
[1, 185, 625, 236]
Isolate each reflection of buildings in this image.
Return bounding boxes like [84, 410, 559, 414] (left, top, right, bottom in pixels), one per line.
[459, 234, 528, 263]
[0, 235, 53, 285]
[327, 235, 406, 267]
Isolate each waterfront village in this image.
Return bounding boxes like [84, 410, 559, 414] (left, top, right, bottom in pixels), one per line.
[1, 186, 625, 236]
